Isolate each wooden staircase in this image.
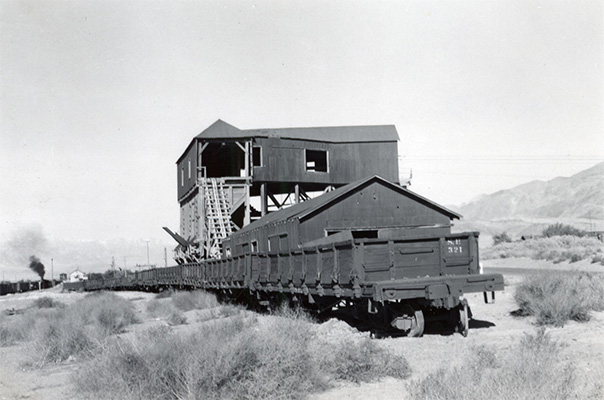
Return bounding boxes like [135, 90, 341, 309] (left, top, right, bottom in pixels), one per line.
[202, 178, 237, 258]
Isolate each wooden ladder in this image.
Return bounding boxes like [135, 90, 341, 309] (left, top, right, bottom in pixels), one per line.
[202, 178, 235, 257]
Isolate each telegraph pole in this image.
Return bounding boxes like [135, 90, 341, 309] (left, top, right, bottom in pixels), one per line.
[145, 240, 150, 267]
[51, 258, 54, 287]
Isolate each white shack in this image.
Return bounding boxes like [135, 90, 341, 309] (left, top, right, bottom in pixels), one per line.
[69, 269, 88, 282]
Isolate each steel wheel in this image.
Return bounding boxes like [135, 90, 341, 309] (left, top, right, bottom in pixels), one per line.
[391, 304, 425, 337]
[408, 308, 425, 337]
[458, 300, 469, 337]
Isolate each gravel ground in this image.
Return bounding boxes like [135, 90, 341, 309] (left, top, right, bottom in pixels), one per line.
[1, 258, 602, 400]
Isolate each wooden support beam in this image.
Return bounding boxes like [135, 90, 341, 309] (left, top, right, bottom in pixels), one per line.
[298, 186, 310, 201]
[244, 141, 250, 178]
[281, 190, 292, 206]
[244, 183, 251, 225]
[268, 191, 282, 210]
[261, 183, 267, 216]
[235, 142, 246, 153]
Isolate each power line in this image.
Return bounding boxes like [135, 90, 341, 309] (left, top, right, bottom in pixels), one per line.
[401, 156, 604, 161]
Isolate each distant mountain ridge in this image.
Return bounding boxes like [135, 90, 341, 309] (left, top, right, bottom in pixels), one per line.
[457, 161, 604, 221]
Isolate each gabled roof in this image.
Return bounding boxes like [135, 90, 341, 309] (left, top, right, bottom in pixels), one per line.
[194, 120, 399, 143]
[196, 119, 244, 139]
[179, 119, 399, 164]
[231, 176, 461, 237]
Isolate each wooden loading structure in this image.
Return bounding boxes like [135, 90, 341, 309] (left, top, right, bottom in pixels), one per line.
[168, 119, 401, 262]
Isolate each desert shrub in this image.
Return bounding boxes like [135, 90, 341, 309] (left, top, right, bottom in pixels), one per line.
[542, 223, 586, 238]
[0, 312, 30, 346]
[32, 309, 95, 364]
[146, 298, 177, 318]
[492, 231, 512, 246]
[171, 290, 219, 311]
[24, 292, 139, 365]
[328, 337, 410, 383]
[78, 292, 138, 335]
[33, 296, 64, 309]
[592, 253, 604, 266]
[75, 310, 410, 400]
[514, 271, 604, 326]
[483, 235, 604, 264]
[1, 292, 137, 361]
[410, 329, 577, 400]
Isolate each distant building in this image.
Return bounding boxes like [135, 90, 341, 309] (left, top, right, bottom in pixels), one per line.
[59, 273, 67, 281]
[69, 269, 88, 282]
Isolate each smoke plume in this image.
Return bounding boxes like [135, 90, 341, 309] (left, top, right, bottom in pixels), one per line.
[29, 256, 45, 279]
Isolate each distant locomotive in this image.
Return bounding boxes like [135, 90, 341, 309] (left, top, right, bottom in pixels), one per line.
[65, 121, 504, 336]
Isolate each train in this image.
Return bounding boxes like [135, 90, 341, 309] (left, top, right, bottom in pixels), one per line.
[1, 279, 55, 297]
[65, 175, 504, 337]
[68, 121, 504, 336]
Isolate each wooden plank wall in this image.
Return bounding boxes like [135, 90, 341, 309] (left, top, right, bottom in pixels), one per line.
[252, 138, 398, 184]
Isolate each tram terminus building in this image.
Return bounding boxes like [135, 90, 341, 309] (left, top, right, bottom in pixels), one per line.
[166, 119, 402, 263]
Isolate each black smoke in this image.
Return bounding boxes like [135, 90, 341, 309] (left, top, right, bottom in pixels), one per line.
[29, 256, 45, 279]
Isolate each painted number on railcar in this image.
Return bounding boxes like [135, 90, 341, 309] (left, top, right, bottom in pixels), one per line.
[447, 239, 464, 254]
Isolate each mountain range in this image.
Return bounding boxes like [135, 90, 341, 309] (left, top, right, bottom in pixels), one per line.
[456, 161, 604, 221]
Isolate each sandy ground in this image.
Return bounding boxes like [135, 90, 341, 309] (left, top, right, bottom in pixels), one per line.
[0, 258, 602, 400]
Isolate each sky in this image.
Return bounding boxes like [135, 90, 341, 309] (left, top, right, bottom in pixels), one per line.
[1, 0, 603, 277]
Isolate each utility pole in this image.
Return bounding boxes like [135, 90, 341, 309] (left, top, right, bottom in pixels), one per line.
[51, 258, 54, 287]
[145, 240, 150, 267]
[164, 247, 168, 267]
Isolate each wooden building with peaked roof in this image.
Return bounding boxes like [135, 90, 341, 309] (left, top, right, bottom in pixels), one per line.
[222, 175, 460, 257]
[172, 120, 401, 261]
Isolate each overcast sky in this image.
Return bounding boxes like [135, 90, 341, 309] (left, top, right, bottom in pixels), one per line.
[1, 0, 603, 250]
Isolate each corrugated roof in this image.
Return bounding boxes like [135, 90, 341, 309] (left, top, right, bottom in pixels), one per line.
[231, 176, 461, 237]
[195, 119, 399, 143]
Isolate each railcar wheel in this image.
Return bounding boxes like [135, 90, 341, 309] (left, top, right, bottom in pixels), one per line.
[408, 308, 425, 337]
[458, 300, 469, 337]
[391, 305, 425, 337]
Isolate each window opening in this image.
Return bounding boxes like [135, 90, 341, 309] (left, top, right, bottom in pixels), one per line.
[201, 142, 245, 177]
[252, 146, 262, 167]
[352, 230, 379, 239]
[305, 149, 328, 172]
[251, 240, 258, 252]
[181, 168, 184, 186]
[188, 159, 191, 179]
